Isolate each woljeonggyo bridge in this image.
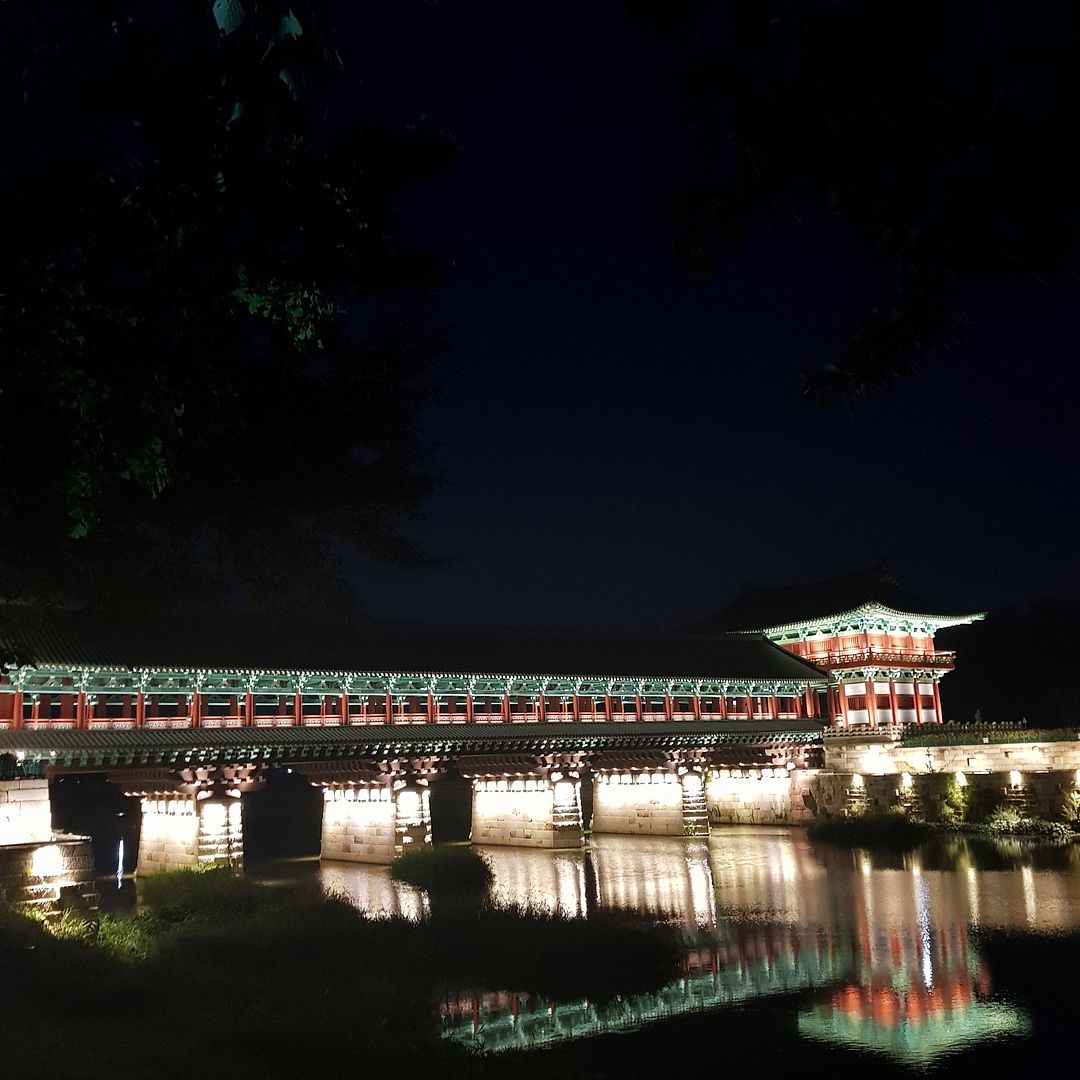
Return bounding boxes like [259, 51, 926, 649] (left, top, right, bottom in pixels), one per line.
[0, 607, 829, 876]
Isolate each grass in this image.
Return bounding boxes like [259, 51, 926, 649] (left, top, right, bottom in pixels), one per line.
[808, 810, 1075, 850]
[0, 864, 680, 1080]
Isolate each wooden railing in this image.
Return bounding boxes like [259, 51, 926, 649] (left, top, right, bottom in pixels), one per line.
[807, 649, 955, 670]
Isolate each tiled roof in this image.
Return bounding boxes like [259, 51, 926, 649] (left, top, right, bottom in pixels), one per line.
[0, 604, 826, 683]
[688, 564, 982, 633]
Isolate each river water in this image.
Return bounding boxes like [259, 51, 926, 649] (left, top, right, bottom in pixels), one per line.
[269, 827, 1080, 1072]
[104, 826, 1080, 1073]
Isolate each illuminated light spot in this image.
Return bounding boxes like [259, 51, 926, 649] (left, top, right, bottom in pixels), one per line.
[955, 771, 967, 788]
[1009, 770, 1023, 788]
[553, 781, 576, 808]
[901, 771, 913, 789]
[851, 773, 864, 789]
[31, 844, 64, 879]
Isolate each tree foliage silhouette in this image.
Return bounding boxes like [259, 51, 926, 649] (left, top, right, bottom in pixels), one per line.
[0, 1, 456, 609]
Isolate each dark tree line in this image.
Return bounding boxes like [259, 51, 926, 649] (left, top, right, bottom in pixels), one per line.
[0, 2, 456, 611]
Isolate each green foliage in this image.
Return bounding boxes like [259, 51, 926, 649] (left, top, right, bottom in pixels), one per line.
[389, 845, 494, 898]
[983, 810, 1072, 841]
[928, 777, 969, 826]
[0, 2, 456, 608]
[1, 865, 680, 1079]
[985, 808, 1024, 834]
[808, 815, 936, 850]
[139, 865, 262, 920]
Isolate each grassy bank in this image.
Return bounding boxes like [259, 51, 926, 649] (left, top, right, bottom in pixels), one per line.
[809, 810, 1075, 849]
[0, 866, 680, 1080]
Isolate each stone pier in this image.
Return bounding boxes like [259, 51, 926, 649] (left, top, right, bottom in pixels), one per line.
[592, 769, 709, 837]
[115, 764, 261, 875]
[460, 754, 585, 849]
[137, 794, 244, 874]
[320, 781, 432, 864]
[705, 767, 816, 825]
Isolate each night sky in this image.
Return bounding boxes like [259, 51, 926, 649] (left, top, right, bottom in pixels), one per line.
[342, 2, 1079, 630]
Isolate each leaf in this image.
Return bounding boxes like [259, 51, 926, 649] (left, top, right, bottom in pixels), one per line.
[211, 0, 247, 37]
[278, 10, 303, 40]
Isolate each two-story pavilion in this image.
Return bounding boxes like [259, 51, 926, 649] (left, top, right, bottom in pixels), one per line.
[691, 566, 985, 728]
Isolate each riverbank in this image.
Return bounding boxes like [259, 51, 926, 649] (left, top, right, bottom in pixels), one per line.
[808, 812, 1075, 848]
[0, 866, 681, 1080]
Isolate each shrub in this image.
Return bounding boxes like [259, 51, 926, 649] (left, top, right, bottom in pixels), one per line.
[985, 807, 1023, 834]
[389, 845, 494, 898]
[808, 815, 935, 849]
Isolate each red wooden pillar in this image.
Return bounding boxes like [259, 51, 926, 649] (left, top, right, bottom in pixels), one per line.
[888, 681, 900, 727]
[691, 693, 701, 720]
[339, 693, 349, 725]
[76, 690, 87, 730]
[503, 692, 512, 722]
[828, 685, 841, 725]
[427, 692, 436, 723]
[744, 694, 754, 720]
[663, 694, 673, 720]
[932, 680, 944, 725]
[293, 692, 303, 726]
[386, 692, 394, 724]
[190, 691, 201, 729]
[635, 693, 643, 719]
[768, 694, 778, 720]
[465, 692, 474, 723]
[911, 679, 922, 724]
[718, 694, 728, 720]
[793, 692, 803, 718]
[11, 690, 23, 731]
[571, 693, 579, 721]
[135, 691, 146, 728]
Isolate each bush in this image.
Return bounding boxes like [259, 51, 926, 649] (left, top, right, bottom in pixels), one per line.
[929, 776, 969, 826]
[985, 807, 1024, 834]
[389, 846, 494, 898]
[808, 815, 935, 849]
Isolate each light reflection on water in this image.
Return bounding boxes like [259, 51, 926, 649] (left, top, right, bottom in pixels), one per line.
[299, 828, 1079, 1062]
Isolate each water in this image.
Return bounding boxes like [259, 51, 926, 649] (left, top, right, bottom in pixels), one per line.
[323, 828, 1080, 1070]
[108, 827, 1080, 1072]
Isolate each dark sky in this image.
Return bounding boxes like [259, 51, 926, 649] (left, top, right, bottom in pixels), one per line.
[341, 2, 1079, 630]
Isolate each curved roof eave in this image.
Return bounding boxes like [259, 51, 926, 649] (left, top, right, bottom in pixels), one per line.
[752, 603, 988, 636]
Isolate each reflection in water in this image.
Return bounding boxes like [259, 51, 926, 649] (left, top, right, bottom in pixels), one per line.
[313, 829, 1069, 1061]
[318, 861, 429, 921]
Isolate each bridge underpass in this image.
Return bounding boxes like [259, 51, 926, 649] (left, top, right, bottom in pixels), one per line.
[0, 720, 822, 872]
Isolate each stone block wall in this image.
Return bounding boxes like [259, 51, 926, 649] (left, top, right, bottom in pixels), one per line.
[0, 779, 52, 845]
[137, 795, 243, 875]
[706, 772, 816, 825]
[592, 774, 689, 836]
[320, 784, 432, 864]
[0, 837, 98, 911]
[322, 787, 399, 863]
[823, 737, 1080, 776]
[472, 780, 583, 848]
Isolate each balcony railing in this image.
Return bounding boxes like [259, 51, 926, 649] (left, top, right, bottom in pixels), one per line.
[807, 648, 955, 670]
